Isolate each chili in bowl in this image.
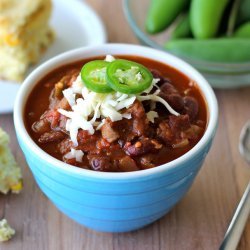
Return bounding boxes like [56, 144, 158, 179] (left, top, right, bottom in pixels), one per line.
[14, 44, 218, 232]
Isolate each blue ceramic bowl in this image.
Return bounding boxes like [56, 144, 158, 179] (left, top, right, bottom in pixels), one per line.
[14, 44, 218, 233]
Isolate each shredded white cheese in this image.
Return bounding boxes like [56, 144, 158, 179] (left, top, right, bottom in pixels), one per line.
[57, 55, 179, 147]
[116, 93, 128, 102]
[147, 111, 159, 123]
[122, 113, 132, 119]
[65, 119, 71, 131]
[96, 119, 106, 130]
[105, 55, 115, 62]
[64, 148, 84, 162]
[58, 74, 138, 145]
[137, 94, 179, 117]
[72, 75, 83, 94]
[135, 72, 142, 81]
[116, 96, 136, 110]
[143, 78, 160, 94]
[62, 88, 76, 107]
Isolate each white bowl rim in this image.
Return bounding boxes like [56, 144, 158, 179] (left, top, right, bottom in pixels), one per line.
[14, 43, 218, 180]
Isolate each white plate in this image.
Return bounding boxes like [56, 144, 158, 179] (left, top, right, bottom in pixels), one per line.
[0, 0, 107, 114]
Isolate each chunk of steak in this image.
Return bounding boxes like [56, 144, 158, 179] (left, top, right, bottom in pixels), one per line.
[32, 119, 51, 134]
[38, 131, 66, 144]
[181, 124, 203, 140]
[127, 100, 148, 137]
[55, 97, 70, 110]
[77, 130, 100, 153]
[58, 138, 73, 154]
[157, 121, 174, 144]
[101, 118, 119, 143]
[128, 100, 145, 119]
[169, 114, 190, 133]
[32, 110, 60, 134]
[117, 156, 139, 171]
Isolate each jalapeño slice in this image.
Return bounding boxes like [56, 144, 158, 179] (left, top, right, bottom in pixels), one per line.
[106, 59, 153, 94]
[81, 60, 113, 93]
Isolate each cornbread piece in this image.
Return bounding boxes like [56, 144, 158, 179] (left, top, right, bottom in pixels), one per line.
[0, 219, 15, 242]
[0, 0, 54, 81]
[0, 128, 22, 194]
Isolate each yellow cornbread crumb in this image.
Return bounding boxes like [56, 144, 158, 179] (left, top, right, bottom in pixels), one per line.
[0, 219, 15, 242]
[0, 127, 22, 194]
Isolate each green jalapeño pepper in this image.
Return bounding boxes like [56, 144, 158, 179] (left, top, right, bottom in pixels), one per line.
[227, 0, 241, 36]
[171, 13, 191, 39]
[190, 0, 230, 39]
[146, 0, 189, 34]
[237, 0, 250, 25]
[165, 38, 250, 62]
[234, 22, 250, 38]
[81, 60, 113, 93]
[106, 59, 153, 94]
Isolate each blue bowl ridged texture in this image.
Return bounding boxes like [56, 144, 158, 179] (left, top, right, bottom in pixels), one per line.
[17, 134, 213, 232]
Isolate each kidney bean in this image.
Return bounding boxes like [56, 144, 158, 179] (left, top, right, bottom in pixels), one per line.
[88, 155, 111, 171]
[160, 82, 178, 95]
[183, 96, 199, 121]
[124, 138, 162, 156]
[150, 69, 170, 85]
[160, 93, 184, 112]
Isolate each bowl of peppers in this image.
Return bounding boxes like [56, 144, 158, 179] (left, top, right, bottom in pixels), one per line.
[123, 0, 250, 88]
